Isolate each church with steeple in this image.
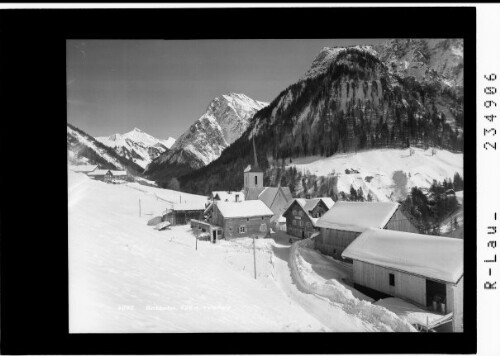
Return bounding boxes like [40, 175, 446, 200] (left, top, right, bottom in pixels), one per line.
[243, 137, 264, 190]
[243, 137, 293, 230]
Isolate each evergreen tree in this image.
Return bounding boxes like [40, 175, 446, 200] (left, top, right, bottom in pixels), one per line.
[453, 172, 464, 191]
[349, 185, 357, 201]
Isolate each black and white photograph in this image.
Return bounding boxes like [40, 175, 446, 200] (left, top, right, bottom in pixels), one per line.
[67, 38, 465, 333]
[3, 4, 491, 355]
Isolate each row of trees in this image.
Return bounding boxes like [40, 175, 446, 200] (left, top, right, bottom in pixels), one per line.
[401, 176, 462, 234]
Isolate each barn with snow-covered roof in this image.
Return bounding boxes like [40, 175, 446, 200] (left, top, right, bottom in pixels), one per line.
[87, 169, 113, 181]
[314, 201, 418, 260]
[163, 201, 206, 226]
[342, 228, 463, 332]
[211, 200, 273, 239]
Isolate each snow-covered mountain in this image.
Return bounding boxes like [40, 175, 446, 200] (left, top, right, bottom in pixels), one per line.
[302, 45, 379, 81]
[67, 123, 143, 174]
[146, 93, 268, 184]
[96, 128, 175, 169]
[374, 39, 463, 89]
[179, 42, 464, 197]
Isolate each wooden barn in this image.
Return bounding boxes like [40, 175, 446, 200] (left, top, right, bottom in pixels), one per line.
[314, 201, 419, 260]
[87, 169, 113, 181]
[163, 201, 206, 225]
[283, 198, 335, 239]
[108, 170, 128, 182]
[342, 228, 463, 332]
[210, 200, 273, 239]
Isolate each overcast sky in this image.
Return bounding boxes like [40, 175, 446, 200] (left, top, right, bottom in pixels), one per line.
[67, 39, 387, 140]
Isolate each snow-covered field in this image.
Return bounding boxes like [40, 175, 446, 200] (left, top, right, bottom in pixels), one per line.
[286, 148, 463, 201]
[68, 171, 416, 332]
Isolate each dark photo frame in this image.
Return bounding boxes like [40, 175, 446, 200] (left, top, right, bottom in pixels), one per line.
[0, 6, 476, 355]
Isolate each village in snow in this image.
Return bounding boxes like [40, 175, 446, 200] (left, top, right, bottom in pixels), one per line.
[68, 140, 463, 333]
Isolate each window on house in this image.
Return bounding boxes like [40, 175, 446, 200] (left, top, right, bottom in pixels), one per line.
[293, 220, 297, 226]
[389, 273, 395, 286]
[306, 222, 311, 228]
[239, 226, 246, 233]
[254, 176, 257, 185]
[293, 209, 297, 216]
[262, 216, 264, 220]
[247, 218, 249, 222]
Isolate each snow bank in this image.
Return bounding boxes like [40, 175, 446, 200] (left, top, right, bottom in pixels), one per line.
[289, 239, 416, 332]
[374, 297, 448, 328]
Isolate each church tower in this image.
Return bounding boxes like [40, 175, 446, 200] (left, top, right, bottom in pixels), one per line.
[243, 137, 264, 190]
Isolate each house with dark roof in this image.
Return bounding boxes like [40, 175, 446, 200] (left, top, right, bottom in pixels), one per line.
[242, 138, 294, 229]
[314, 201, 419, 260]
[283, 198, 335, 238]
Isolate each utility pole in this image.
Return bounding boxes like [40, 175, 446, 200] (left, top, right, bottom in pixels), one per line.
[253, 236, 257, 279]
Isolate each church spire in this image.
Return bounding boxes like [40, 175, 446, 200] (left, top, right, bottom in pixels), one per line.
[252, 135, 259, 169]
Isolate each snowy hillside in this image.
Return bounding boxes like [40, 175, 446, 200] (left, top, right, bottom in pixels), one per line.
[69, 171, 415, 332]
[97, 128, 175, 169]
[67, 123, 144, 174]
[285, 148, 463, 202]
[145, 93, 268, 182]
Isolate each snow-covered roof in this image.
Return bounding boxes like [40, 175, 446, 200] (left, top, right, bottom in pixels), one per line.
[258, 187, 279, 207]
[110, 170, 127, 176]
[172, 201, 207, 211]
[216, 200, 273, 218]
[303, 197, 335, 212]
[315, 201, 399, 232]
[88, 169, 111, 176]
[342, 228, 464, 284]
[204, 202, 213, 215]
[212, 191, 245, 202]
[244, 187, 267, 200]
[69, 165, 97, 173]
